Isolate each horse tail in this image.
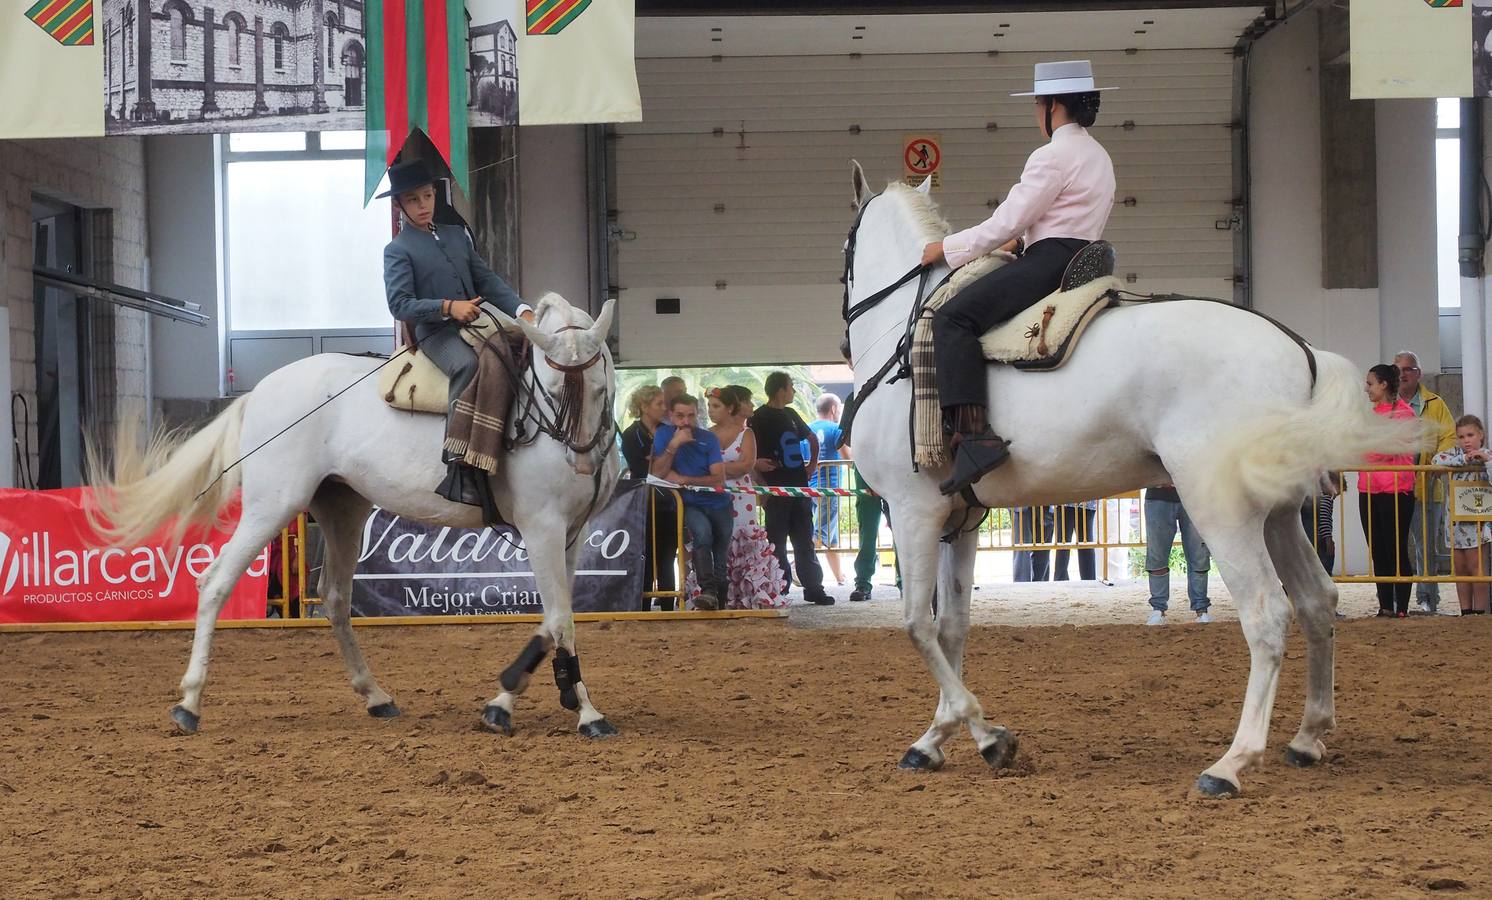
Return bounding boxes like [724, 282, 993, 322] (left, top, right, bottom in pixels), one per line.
[86, 397, 250, 549]
[1201, 350, 1429, 516]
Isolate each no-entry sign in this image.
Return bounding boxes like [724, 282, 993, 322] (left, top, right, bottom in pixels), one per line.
[903, 134, 942, 189]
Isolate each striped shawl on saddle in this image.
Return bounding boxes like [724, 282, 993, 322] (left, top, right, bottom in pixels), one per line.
[442, 329, 529, 474]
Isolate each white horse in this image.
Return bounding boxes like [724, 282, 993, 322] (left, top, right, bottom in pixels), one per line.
[843, 165, 1422, 797]
[90, 293, 622, 739]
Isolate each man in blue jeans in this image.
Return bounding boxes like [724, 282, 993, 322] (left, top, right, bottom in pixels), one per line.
[1143, 485, 1211, 625]
[651, 393, 731, 611]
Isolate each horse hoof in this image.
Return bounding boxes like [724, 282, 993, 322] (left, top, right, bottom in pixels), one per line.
[978, 728, 1019, 770]
[367, 701, 401, 719]
[578, 718, 618, 739]
[1283, 746, 1320, 768]
[897, 747, 943, 771]
[481, 705, 513, 736]
[1194, 773, 1240, 798]
[169, 705, 199, 735]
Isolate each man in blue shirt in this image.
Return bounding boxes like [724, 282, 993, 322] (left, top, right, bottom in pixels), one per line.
[651, 393, 731, 610]
[808, 393, 847, 586]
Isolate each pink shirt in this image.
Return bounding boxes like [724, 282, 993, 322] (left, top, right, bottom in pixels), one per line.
[942, 123, 1116, 269]
[1359, 399, 1417, 494]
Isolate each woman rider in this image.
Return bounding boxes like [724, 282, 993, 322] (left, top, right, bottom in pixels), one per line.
[380, 159, 534, 509]
[921, 60, 1117, 496]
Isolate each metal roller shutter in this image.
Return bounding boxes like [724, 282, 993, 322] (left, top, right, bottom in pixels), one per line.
[615, 47, 1237, 367]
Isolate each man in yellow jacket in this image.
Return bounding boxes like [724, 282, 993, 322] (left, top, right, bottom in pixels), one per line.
[1395, 352, 1457, 614]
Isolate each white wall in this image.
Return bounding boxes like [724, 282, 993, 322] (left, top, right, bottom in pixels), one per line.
[518, 125, 592, 308]
[146, 135, 222, 401]
[1377, 100, 1441, 372]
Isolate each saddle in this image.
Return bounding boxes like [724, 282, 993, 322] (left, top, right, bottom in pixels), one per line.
[954, 240, 1120, 371]
[377, 319, 502, 414]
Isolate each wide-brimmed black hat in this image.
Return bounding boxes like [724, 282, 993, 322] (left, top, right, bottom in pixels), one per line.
[376, 159, 440, 199]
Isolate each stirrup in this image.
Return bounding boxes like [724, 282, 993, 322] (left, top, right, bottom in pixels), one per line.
[938, 435, 1010, 496]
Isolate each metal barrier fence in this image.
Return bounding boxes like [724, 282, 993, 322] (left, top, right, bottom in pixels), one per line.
[271, 463, 1492, 615]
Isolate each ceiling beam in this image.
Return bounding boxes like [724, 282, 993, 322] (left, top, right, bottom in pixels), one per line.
[638, 1, 1265, 15]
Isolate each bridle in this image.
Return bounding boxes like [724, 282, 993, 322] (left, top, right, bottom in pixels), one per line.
[466, 314, 617, 544]
[839, 190, 952, 446]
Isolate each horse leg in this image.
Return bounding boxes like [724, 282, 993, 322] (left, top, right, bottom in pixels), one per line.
[896, 509, 1013, 772]
[1264, 504, 1339, 768]
[1184, 512, 1293, 797]
[308, 485, 398, 717]
[171, 510, 292, 734]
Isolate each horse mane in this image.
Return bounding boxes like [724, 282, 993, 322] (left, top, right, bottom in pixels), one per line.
[881, 181, 951, 242]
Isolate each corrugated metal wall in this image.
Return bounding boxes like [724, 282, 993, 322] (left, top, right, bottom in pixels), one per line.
[615, 48, 1236, 366]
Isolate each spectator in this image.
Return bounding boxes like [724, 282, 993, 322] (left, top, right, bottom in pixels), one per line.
[1359, 363, 1417, 618]
[620, 385, 680, 611]
[1053, 500, 1098, 581]
[1300, 492, 1336, 576]
[1394, 351, 1457, 614]
[1011, 506, 1053, 582]
[1144, 485, 1211, 625]
[698, 386, 784, 609]
[661, 376, 687, 411]
[651, 393, 731, 611]
[809, 393, 848, 586]
[1431, 415, 1492, 615]
[750, 372, 832, 606]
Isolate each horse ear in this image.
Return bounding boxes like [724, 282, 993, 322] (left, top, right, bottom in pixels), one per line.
[914, 175, 932, 195]
[850, 159, 871, 206]
[589, 298, 616, 343]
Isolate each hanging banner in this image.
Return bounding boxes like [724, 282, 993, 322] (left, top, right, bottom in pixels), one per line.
[514, 0, 640, 125]
[1352, 0, 1473, 98]
[350, 479, 648, 616]
[0, 0, 105, 138]
[0, 488, 269, 624]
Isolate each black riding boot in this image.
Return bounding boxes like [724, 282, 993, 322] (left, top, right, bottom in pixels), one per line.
[938, 404, 1011, 497]
[435, 461, 502, 526]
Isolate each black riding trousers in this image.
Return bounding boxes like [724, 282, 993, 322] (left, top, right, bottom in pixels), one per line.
[931, 237, 1087, 410]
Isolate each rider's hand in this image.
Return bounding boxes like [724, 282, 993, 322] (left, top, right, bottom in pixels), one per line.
[448, 299, 481, 324]
[920, 241, 945, 267]
[520, 309, 536, 324]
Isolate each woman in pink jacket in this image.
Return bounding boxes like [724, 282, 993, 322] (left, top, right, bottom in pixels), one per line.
[1359, 363, 1418, 617]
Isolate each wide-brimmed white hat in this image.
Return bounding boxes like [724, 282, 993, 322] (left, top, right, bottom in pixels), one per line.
[1011, 60, 1118, 97]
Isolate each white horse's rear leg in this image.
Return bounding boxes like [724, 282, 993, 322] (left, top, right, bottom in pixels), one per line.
[1264, 504, 1339, 768]
[171, 510, 293, 733]
[309, 484, 398, 717]
[1186, 511, 1293, 797]
[483, 518, 613, 738]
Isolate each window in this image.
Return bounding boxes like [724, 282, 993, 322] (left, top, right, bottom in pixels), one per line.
[221, 132, 393, 333]
[226, 14, 244, 68]
[123, 5, 133, 67]
[325, 13, 337, 69]
[271, 22, 288, 71]
[168, 4, 186, 62]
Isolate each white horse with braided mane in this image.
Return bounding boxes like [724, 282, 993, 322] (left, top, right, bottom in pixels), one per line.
[90, 293, 621, 740]
[843, 164, 1423, 797]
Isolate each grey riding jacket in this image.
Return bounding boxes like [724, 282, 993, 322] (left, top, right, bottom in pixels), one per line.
[383, 223, 523, 341]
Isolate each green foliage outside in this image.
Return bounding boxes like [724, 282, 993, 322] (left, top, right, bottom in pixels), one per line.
[614, 365, 826, 424]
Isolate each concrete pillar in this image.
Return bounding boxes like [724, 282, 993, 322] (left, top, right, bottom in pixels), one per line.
[471, 126, 522, 288]
[1319, 5, 1377, 290]
[136, 0, 156, 119]
[252, 15, 268, 112]
[201, 7, 219, 114]
[312, 0, 328, 113]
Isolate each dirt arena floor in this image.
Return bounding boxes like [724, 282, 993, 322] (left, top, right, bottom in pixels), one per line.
[2, 611, 1491, 898]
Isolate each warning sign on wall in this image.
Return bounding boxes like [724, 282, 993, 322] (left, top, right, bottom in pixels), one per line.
[903, 134, 942, 189]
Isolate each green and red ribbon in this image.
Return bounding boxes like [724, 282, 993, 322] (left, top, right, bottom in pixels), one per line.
[364, 0, 468, 203]
[526, 0, 591, 35]
[25, 0, 94, 45]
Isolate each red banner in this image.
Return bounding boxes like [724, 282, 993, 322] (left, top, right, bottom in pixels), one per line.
[0, 488, 268, 624]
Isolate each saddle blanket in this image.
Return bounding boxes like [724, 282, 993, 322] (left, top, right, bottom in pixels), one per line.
[909, 253, 1123, 468]
[377, 320, 500, 415]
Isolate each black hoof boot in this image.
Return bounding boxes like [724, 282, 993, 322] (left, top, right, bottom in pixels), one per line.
[978, 727, 1019, 770]
[578, 718, 618, 739]
[169, 705, 200, 735]
[1283, 746, 1320, 768]
[367, 701, 401, 719]
[1194, 773, 1240, 798]
[897, 747, 943, 771]
[481, 705, 513, 736]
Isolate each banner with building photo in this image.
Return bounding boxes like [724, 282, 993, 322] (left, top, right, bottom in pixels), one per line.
[349, 479, 649, 617]
[1351, 0, 1472, 99]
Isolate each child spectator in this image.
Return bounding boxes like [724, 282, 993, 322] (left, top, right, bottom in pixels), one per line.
[1431, 415, 1492, 615]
